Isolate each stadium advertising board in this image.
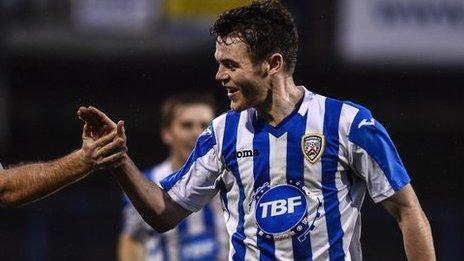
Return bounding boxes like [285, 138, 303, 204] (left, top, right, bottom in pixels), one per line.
[72, 0, 161, 34]
[338, 0, 464, 65]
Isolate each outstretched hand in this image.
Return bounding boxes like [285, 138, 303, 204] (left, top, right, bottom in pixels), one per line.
[78, 106, 118, 139]
[78, 106, 127, 170]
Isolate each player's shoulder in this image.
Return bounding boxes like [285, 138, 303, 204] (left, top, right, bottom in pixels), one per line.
[343, 100, 372, 118]
[340, 100, 387, 145]
[310, 92, 375, 136]
[339, 101, 375, 139]
[208, 111, 229, 137]
[209, 108, 254, 138]
[210, 109, 242, 126]
[309, 91, 372, 120]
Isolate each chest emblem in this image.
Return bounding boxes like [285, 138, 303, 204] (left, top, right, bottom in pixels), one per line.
[301, 133, 325, 164]
[251, 181, 322, 242]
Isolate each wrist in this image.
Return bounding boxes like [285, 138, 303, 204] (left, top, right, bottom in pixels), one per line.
[111, 154, 131, 176]
[74, 149, 95, 173]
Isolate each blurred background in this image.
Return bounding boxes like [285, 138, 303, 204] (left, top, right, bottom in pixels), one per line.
[0, 0, 463, 260]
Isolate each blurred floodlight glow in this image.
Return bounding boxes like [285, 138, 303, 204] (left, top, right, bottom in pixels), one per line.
[164, 0, 251, 18]
[72, 0, 162, 35]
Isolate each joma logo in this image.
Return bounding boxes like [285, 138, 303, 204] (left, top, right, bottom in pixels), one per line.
[235, 149, 260, 158]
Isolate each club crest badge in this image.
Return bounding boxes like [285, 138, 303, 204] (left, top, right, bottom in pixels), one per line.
[301, 133, 325, 164]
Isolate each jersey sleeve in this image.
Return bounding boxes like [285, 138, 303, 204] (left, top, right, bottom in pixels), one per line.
[347, 105, 411, 203]
[160, 124, 223, 212]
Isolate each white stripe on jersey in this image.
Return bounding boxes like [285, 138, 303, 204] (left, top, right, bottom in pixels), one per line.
[269, 133, 294, 260]
[305, 94, 330, 261]
[236, 110, 260, 260]
[350, 145, 396, 203]
[218, 170, 240, 260]
[338, 103, 362, 261]
[213, 113, 241, 260]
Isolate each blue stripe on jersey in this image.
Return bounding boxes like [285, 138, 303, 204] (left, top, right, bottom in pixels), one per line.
[203, 206, 220, 259]
[286, 112, 312, 261]
[218, 179, 230, 221]
[160, 125, 217, 191]
[161, 235, 168, 261]
[252, 121, 276, 260]
[175, 205, 218, 260]
[178, 218, 188, 235]
[203, 204, 215, 232]
[178, 205, 214, 239]
[346, 169, 354, 202]
[347, 104, 410, 191]
[322, 98, 345, 260]
[222, 111, 247, 260]
[147, 234, 168, 261]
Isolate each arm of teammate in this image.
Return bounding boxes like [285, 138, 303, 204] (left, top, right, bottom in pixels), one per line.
[0, 120, 127, 207]
[381, 184, 436, 261]
[78, 106, 191, 233]
[118, 233, 145, 261]
[118, 195, 155, 261]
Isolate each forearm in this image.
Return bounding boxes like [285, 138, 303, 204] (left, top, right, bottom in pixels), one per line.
[399, 208, 436, 261]
[113, 156, 188, 232]
[0, 150, 92, 207]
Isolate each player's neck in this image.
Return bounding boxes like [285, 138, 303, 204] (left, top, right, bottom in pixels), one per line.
[256, 76, 303, 127]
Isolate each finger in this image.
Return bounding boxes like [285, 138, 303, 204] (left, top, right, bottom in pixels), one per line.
[95, 137, 126, 158]
[116, 120, 125, 137]
[79, 107, 114, 136]
[97, 150, 127, 169]
[80, 107, 119, 139]
[88, 106, 117, 127]
[78, 107, 102, 127]
[82, 123, 92, 139]
[77, 108, 88, 123]
[77, 106, 86, 117]
[93, 130, 118, 148]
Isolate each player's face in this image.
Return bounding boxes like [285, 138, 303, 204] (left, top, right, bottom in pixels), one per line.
[164, 104, 214, 162]
[215, 36, 269, 111]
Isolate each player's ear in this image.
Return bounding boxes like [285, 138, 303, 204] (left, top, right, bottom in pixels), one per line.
[266, 53, 284, 76]
[161, 127, 173, 146]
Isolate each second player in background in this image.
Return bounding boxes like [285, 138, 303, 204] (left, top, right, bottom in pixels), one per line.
[118, 94, 228, 261]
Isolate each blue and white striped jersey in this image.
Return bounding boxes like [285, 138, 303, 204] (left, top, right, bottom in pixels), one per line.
[161, 86, 411, 261]
[121, 160, 228, 261]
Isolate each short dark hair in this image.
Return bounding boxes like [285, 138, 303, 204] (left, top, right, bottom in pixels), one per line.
[160, 93, 215, 129]
[210, 0, 299, 73]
